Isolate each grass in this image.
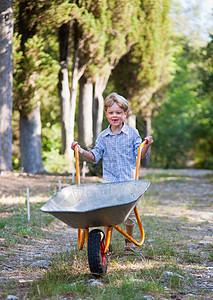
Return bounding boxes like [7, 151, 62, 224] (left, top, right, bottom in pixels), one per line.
[203, 173, 213, 183]
[26, 245, 192, 300]
[27, 249, 188, 300]
[1, 213, 192, 299]
[0, 202, 54, 249]
[0, 171, 212, 299]
[142, 172, 187, 183]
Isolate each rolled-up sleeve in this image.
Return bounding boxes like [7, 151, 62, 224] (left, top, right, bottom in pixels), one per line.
[90, 135, 105, 164]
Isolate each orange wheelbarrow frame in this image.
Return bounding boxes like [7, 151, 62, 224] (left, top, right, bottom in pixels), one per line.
[75, 139, 148, 253]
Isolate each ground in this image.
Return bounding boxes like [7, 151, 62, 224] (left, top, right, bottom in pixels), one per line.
[0, 169, 212, 299]
[0, 172, 101, 285]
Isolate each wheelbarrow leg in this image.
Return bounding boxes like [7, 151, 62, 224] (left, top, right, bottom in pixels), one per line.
[78, 228, 89, 250]
[104, 226, 113, 253]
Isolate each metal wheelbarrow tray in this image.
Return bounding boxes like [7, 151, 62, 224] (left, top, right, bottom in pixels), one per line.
[40, 180, 150, 229]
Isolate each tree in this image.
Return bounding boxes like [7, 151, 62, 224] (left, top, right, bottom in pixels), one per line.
[13, 0, 60, 173]
[13, 0, 78, 173]
[58, 18, 87, 165]
[57, 0, 142, 153]
[0, 0, 13, 172]
[151, 38, 211, 169]
[109, 0, 172, 166]
[78, 76, 93, 147]
[58, 22, 72, 160]
[13, 1, 45, 173]
[191, 35, 213, 168]
[73, 0, 141, 145]
[112, 0, 172, 114]
[92, 0, 141, 140]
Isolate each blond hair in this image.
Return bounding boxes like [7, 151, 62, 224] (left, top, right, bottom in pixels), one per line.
[104, 93, 129, 113]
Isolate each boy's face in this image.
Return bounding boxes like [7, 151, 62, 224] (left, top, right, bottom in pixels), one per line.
[105, 103, 127, 128]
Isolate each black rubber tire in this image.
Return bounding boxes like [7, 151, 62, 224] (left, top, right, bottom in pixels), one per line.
[88, 229, 108, 276]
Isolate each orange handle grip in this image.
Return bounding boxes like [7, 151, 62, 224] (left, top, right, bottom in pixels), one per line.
[74, 144, 80, 184]
[135, 139, 148, 180]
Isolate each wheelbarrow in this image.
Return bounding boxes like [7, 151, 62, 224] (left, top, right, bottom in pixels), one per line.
[41, 140, 150, 276]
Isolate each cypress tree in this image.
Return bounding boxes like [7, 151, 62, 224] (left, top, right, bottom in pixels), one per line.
[71, 0, 141, 144]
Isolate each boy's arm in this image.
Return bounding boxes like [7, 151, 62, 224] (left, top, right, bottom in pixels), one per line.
[71, 141, 95, 162]
[141, 136, 153, 159]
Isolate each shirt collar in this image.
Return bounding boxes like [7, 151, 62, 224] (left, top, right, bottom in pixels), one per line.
[103, 122, 128, 136]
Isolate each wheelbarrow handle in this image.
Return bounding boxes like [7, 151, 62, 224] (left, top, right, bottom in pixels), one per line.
[112, 139, 148, 250]
[74, 144, 83, 248]
[135, 139, 148, 180]
[74, 144, 81, 184]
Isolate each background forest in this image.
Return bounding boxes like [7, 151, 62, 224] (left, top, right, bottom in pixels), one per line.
[0, 0, 212, 174]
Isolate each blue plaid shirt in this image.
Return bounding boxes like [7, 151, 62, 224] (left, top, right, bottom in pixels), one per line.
[90, 122, 142, 182]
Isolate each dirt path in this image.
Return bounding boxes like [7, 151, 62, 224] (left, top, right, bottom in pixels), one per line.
[145, 172, 213, 297]
[0, 169, 212, 298]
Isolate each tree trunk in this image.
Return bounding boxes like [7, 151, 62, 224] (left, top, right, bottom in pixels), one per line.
[0, 0, 13, 172]
[20, 103, 46, 173]
[93, 80, 104, 141]
[68, 19, 87, 168]
[92, 72, 111, 141]
[142, 113, 152, 168]
[59, 61, 70, 154]
[68, 47, 79, 168]
[78, 76, 93, 148]
[58, 21, 86, 170]
[17, 0, 45, 174]
[126, 112, 136, 128]
[58, 23, 72, 167]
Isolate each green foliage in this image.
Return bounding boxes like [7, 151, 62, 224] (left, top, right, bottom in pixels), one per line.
[152, 37, 213, 169]
[190, 97, 213, 169]
[151, 40, 198, 168]
[13, 29, 61, 171]
[42, 124, 61, 153]
[42, 124, 69, 173]
[68, 0, 142, 80]
[13, 34, 60, 114]
[42, 149, 70, 173]
[191, 36, 213, 168]
[110, 0, 173, 113]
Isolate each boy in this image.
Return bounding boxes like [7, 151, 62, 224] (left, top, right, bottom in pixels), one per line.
[71, 92, 153, 252]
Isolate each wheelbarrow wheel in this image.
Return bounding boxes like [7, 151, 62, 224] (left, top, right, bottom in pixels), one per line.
[88, 229, 108, 276]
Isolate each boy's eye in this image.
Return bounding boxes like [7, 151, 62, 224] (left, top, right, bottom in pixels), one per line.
[108, 111, 122, 115]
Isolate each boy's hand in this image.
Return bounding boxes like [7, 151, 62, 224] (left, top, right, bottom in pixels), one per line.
[141, 136, 153, 159]
[71, 141, 95, 161]
[71, 141, 83, 154]
[71, 141, 78, 150]
[144, 136, 153, 146]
